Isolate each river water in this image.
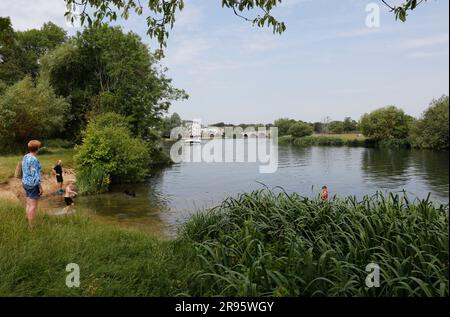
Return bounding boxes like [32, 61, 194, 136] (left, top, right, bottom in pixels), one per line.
[42, 140, 449, 237]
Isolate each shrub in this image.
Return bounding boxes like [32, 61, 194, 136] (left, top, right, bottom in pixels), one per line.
[378, 138, 411, 149]
[360, 106, 413, 141]
[0, 76, 69, 150]
[410, 95, 449, 150]
[74, 112, 150, 193]
[288, 122, 314, 138]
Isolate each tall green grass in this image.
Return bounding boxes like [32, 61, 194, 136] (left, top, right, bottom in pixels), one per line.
[0, 201, 198, 296]
[1, 190, 448, 297]
[279, 135, 370, 147]
[180, 190, 449, 297]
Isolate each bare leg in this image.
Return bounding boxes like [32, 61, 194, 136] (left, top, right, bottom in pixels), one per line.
[26, 198, 38, 227]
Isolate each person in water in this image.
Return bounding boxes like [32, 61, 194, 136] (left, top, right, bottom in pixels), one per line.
[63, 182, 78, 211]
[53, 160, 64, 193]
[22, 140, 43, 227]
[321, 186, 329, 201]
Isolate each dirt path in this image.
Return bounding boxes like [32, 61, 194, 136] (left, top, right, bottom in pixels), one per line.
[0, 169, 76, 203]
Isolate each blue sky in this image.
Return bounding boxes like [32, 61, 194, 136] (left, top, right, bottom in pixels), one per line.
[1, 0, 449, 124]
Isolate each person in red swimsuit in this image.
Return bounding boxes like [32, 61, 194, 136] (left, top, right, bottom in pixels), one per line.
[321, 186, 329, 201]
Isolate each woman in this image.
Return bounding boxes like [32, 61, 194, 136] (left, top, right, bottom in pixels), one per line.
[22, 140, 43, 227]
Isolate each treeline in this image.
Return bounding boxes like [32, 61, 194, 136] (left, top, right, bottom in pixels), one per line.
[275, 96, 449, 150]
[0, 17, 187, 192]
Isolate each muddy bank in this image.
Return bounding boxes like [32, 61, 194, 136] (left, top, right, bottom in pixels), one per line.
[0, 169, 76, 203]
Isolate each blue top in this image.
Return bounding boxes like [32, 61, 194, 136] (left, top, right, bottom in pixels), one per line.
[22, 153, 41, 187]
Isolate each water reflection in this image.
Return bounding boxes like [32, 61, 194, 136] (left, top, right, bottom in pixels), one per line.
[40, 142, 449, 237]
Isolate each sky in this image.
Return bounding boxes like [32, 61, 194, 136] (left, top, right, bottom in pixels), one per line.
[1, 0, 449, 124]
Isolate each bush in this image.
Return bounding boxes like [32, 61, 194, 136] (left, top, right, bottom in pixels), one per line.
[288, 122, 314, 138]
[410, 95, 449, 150]
[43, 139, 75, 149]
[378, 138, 411, 149]
[0, 76, 69, 149]
[360, 106, 413, 141]
[74, 112, 150, 194]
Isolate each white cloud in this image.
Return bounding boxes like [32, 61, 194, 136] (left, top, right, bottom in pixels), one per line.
[407, 51, 449, 58]
[397, 33, 449, 49]
[165, 38, 211, 65]
[0, 0, 69, 31]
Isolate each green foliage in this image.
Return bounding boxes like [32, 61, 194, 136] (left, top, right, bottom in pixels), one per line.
[0, 21, 66, 85]
[343, 117, 358, 132]
[0, 76, 69, 147]
[360, 106, 413, 141]
[162, 112, 183, 138]
[64, 0, 286, 51]
[181, 190, 449, 297]
[63, 1, 423, 51]
[281, 135, 368, 147]
[274, 118, 297, 136]
[0, 200, 198, 296]
[74, 113, 151, 193]
[328, 121, 345, 134]
[287, 122, 314, 138]
[411, 96, 449, 150]
[40, 25, 187, 140]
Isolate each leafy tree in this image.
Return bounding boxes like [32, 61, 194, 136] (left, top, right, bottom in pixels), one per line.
[328, 121, 345, 134]
[313, 122, 324, 134]
[288, 122, 313, 138]
[274, 118, 296, 136]
[64, 0, 426, 50]
[0, 76, 69, 146]
[75, 112, 151, 193]
[0, 21, 66, 85]
[162, 112, 183, 138]
[343, 117, 358, 132]
[359, 106, 413, 141]
[40, 25, 187, 140]
[411, 95, 449, 150]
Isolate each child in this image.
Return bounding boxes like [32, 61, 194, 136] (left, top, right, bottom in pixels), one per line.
[53, 160, 64, 193]
[63, 182, 78, 211]
[321, 186, 329, 201]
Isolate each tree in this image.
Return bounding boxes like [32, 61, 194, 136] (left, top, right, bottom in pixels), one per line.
[343, 117, 358, 132]
[274, 118, 296, 136]
[288, 122, 313, 138]
[411, 96, 449, 150]
[75, 112, 151, 193]
[313, 122, 324, 134]
[359, 106, 413, 141]
[0, 76, 69, 146]
[0, 21, 66, 85]
[64, 0, 426, 51]
[162, 112, 183, 138]
[40, 25, 187, 140]
[328, 121, 345, 134]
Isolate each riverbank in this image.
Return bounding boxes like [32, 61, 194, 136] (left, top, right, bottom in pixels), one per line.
[279, 134, 370, 147]
[0, 148, 76, 203]
[0, 190, 448, 296]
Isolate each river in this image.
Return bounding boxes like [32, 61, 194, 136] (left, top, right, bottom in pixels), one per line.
[42, 140, 449, 237]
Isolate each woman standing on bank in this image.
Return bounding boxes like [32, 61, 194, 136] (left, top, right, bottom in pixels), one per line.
[22, 140, 43, 227]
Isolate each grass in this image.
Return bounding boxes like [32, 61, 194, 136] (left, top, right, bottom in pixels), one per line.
[0, 148, 75, 184]
[181, 190, 449, 297]
[0, 200, 198, 296]
[314, 133, 366, 141]
[0, 190, 448, 297]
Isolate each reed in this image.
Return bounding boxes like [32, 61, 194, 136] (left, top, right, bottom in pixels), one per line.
[181, 190, 449, 297]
